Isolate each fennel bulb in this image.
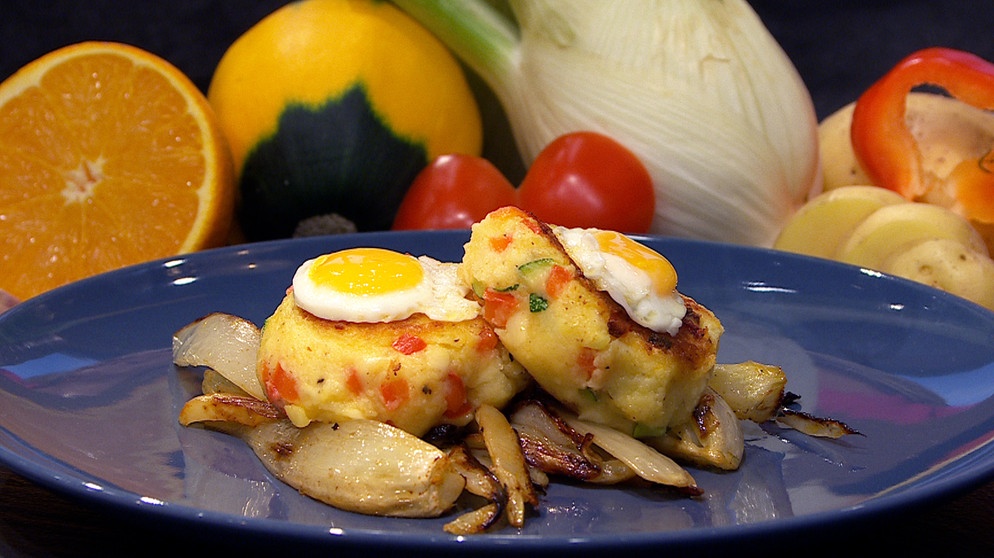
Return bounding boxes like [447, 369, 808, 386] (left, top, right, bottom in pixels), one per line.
[393, 0, 821, 246]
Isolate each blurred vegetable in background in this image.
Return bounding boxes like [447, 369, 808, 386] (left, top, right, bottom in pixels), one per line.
[393, 0, 821, 246]
[393, 131, 655, 233]
[850, 47, 994, 223]
[800, 47, 994, 309]
[774, 186, 994, 310]
[392, 154, 516, 231]
[208, 0, 482, 241]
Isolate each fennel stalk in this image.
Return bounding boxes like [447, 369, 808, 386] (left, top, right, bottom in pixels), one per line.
[393, 0, 821, 246]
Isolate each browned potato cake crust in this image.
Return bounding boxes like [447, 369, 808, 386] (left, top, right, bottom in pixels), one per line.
[459, 206, 723, 434]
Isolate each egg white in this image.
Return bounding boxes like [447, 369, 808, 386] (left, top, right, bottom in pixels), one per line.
[291, 253, 480, 323]
[553, 226, 687, 335]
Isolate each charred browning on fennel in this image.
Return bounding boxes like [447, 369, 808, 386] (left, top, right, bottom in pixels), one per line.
[271, 441, 295, 459]
[776, 393, 862, 438]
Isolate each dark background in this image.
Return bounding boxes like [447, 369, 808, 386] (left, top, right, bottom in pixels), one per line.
[2, 2, 994, 554]
[3, 0, 994, 122]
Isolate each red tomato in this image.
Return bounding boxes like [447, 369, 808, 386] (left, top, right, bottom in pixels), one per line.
[392, 132, 656, 233]
[518, 132, 655, 233]
[392, 154, 516, 229]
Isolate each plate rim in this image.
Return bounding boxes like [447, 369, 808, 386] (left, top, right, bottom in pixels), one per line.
[2, 231, 994, 552]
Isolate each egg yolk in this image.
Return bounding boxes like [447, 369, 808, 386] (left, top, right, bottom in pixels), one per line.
[593, 230, 677, 295]
[308, 247, 424, 296]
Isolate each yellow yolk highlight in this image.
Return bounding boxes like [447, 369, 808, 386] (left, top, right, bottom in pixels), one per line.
[308, 247, 424, 296]
[292, 248, 478, 323]
[593, 230, 677, 295]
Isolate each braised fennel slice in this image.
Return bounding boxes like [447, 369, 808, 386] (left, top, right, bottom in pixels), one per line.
[172, 312, 857, 533]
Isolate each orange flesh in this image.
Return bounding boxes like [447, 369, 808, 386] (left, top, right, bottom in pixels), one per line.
[0, 43, 233, 300]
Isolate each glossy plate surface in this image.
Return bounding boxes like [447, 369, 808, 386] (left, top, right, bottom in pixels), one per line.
[2, 232, 994, 554]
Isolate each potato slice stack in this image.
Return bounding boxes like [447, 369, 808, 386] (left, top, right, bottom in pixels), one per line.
[774, 185, 994, 310]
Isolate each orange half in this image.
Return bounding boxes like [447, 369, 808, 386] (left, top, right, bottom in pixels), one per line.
[0, 41, 234, 301]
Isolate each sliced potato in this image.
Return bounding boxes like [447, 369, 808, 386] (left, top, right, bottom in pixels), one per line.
[819, 92, 994, 254]
[818, 102, 872, 190]
[880, 238, 994, 310]
[837, 202, 989, 268]
[819, 92, 994, 193]
[907, 94, 994, 191]
[773, 185, 907, 259]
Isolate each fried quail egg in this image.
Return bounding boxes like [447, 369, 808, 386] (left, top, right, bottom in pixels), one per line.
[553, 227, 687, 335]
[291, 247, 479, 323]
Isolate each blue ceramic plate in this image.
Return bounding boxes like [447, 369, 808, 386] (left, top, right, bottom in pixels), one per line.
[2, 232, 994, 554]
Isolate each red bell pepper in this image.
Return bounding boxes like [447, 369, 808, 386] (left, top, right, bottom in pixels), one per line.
[260, 362, 299, 406]
[391, 332, 428, 355]
[379, 377, 410, 411]
[850, 47, 994, 222]
[480, 287, 518, 328]
[442, 373, 471, 418]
